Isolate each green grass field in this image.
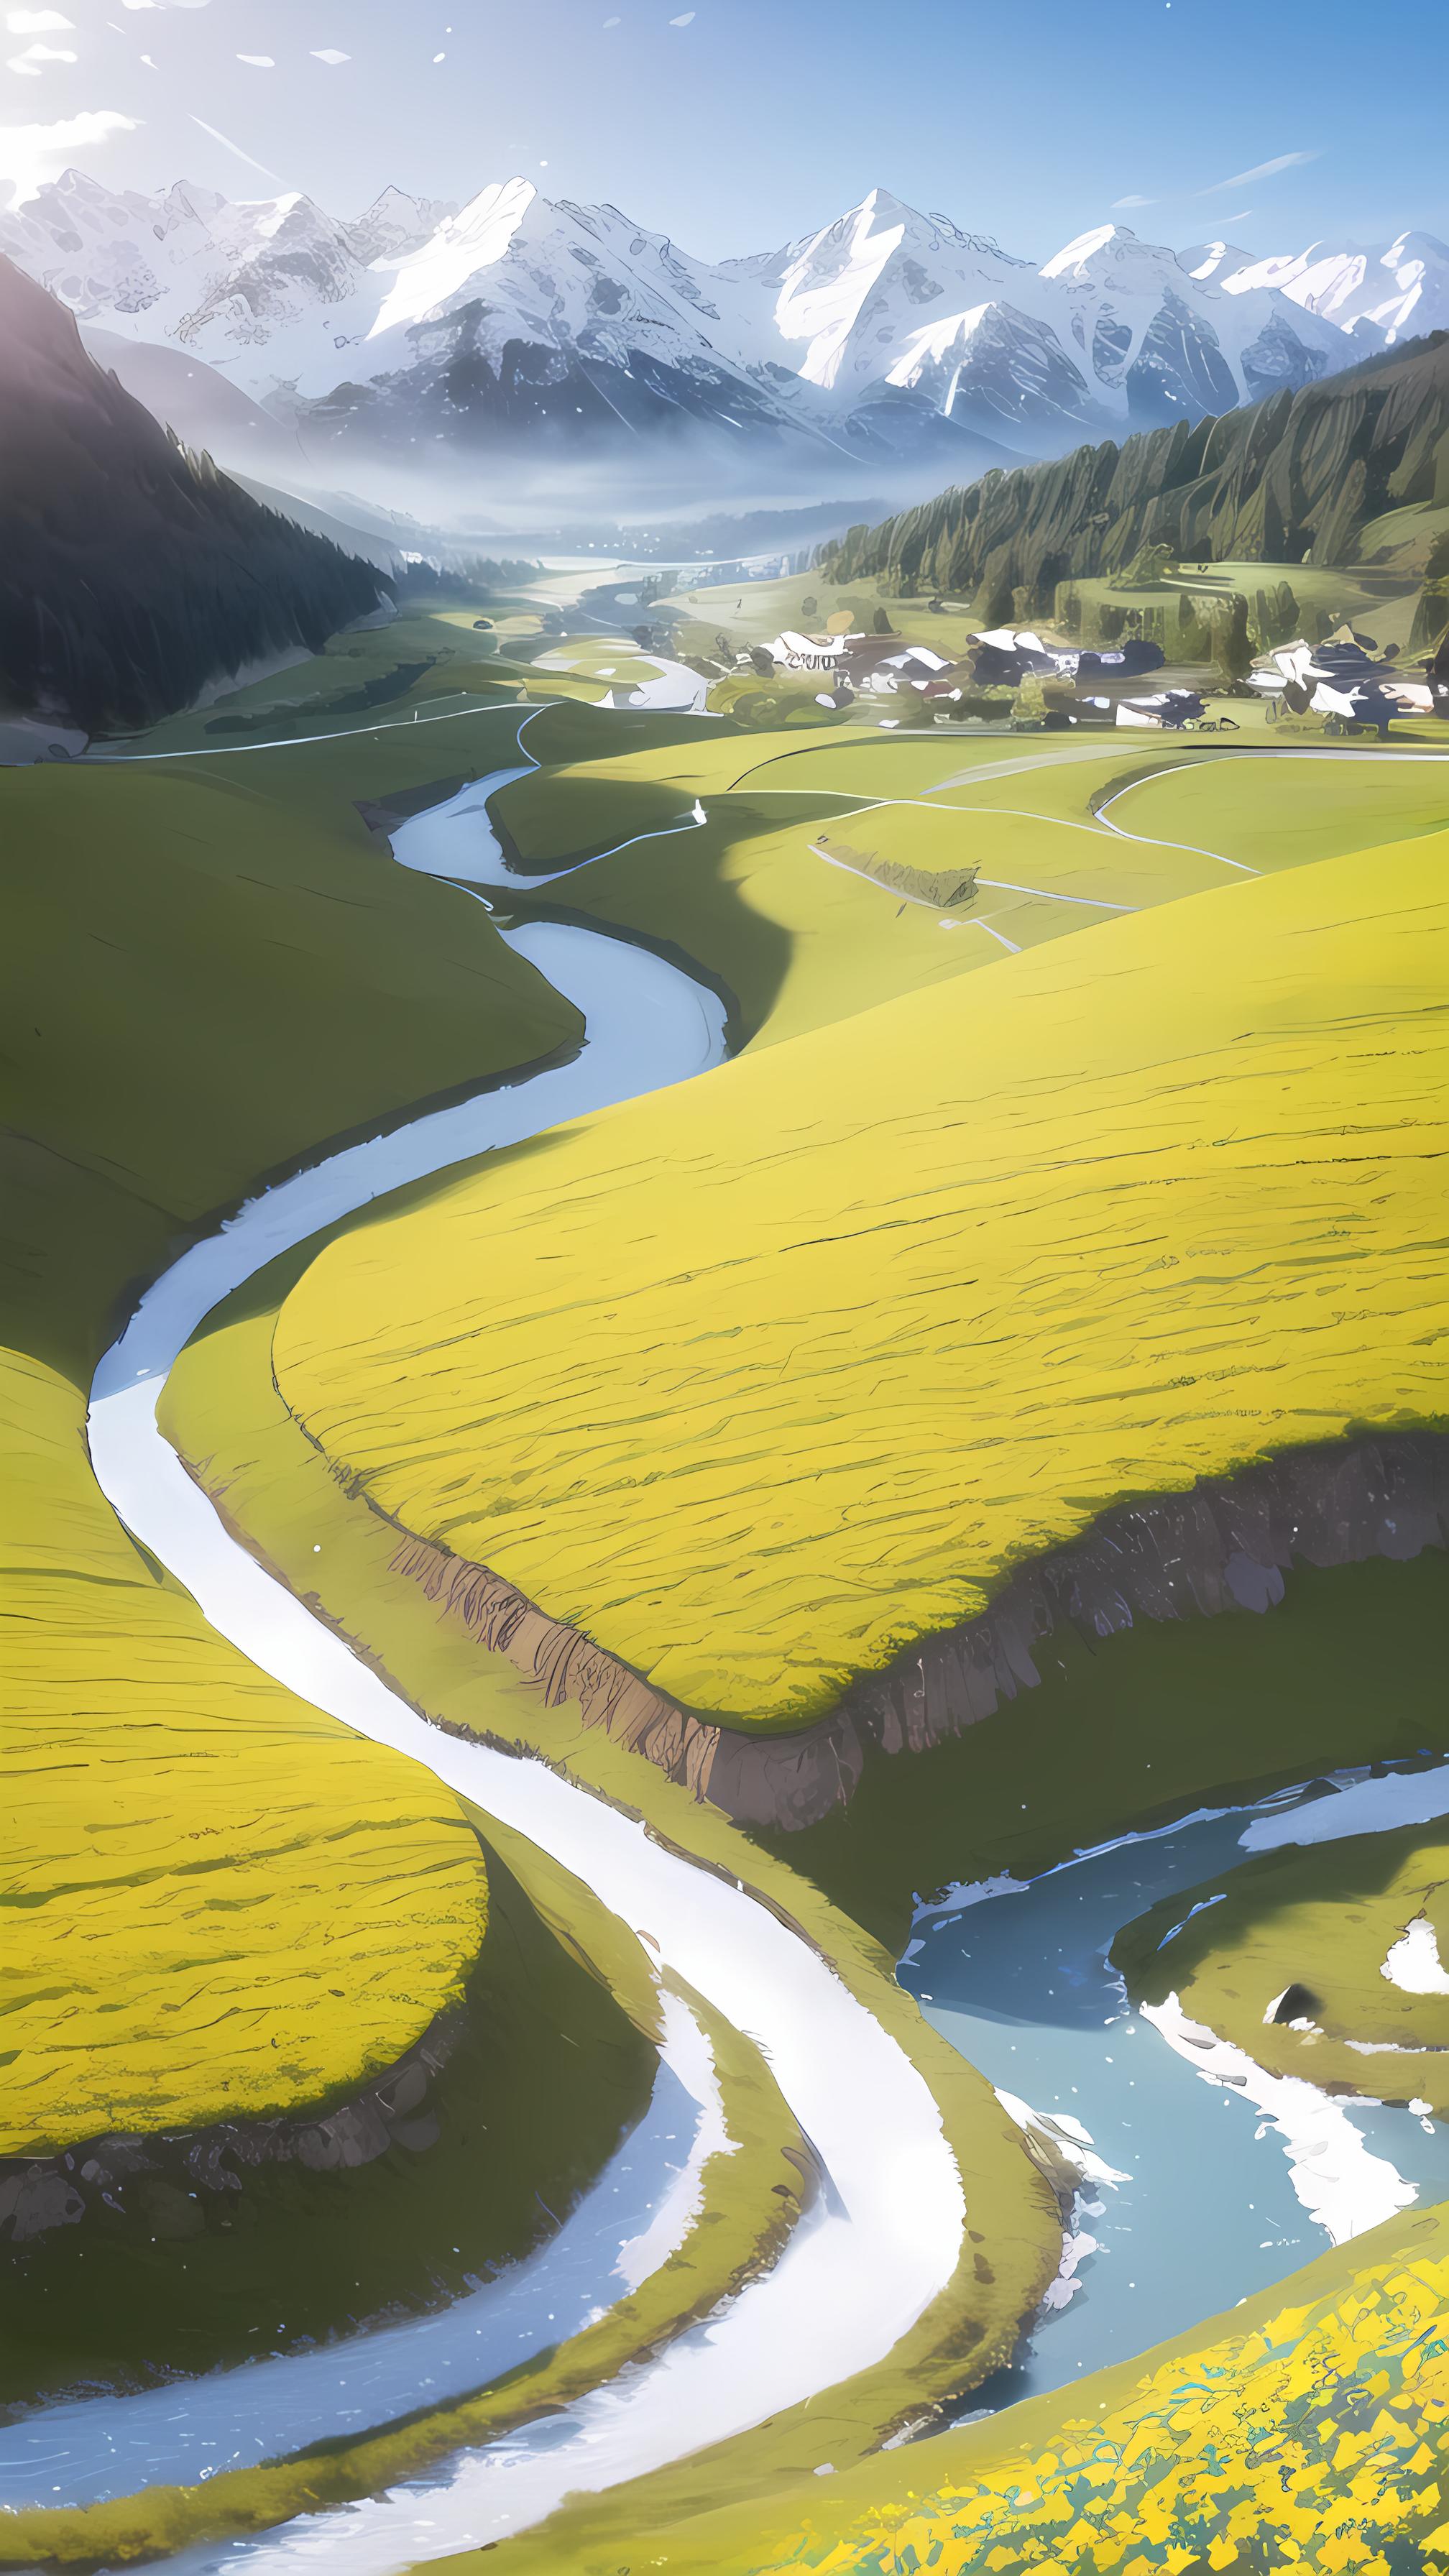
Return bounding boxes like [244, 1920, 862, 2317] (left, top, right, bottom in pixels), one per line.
[1, 741, 578, 1374]
[655, 565, 988, 657]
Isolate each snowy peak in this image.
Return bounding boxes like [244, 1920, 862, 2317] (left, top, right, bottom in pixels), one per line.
[758, 188, 1054, 401]
[1206, 227, 1449, 345]
[347, 183, 455, 263]
[367, 178, 536, 341]
[1041, 222, 1141, 281]
[1179, 239, 1258, 287]
[0, 167, 1420, 467]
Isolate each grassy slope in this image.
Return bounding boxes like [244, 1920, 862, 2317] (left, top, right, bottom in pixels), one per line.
[1116, 1821, 1449, 2114]
[1109, 747, 1449, 872]
[4, 1279, 1062, 2562]
[1, 745, 577, 1376]
[483, 2202, 1449, 2575]
[0, 676, 589, 2149]
[770, 1550, 1449, 1954]
[0, 1343, 484, 2152]
[124, 601, 608, 759]
[272, 830, 1449, 1728]
[489, 735, 1449, 1054]
[0, 1835, 651, 2408]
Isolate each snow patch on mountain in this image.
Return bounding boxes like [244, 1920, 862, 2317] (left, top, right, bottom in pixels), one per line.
[1183, 229, 1449, 348]
[367, 178, 535, 341]
[0, 168, 1409, 467]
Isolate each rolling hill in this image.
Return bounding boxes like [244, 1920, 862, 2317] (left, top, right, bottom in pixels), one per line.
[270, 831, 1448, 1739]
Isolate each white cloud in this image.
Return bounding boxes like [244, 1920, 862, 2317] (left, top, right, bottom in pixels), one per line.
[6, 8, 75, 28]
[236, 52, 274, 67]
[7, 35, 75, 66]
[669, 8, 695, 19]
[0, 104, 136, 204]
[1112, 193, 1155, 210]
[1198, 149, 1317, 196]
[310, 47, 349, 64]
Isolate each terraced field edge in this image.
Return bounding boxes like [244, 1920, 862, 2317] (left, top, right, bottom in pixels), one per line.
[374, 1432, 1449, 1830]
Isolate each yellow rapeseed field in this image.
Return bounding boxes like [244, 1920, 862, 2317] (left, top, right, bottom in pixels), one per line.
[0, 1348, 487, 2153]
[274, 834, 1449, 1728]
[730, 2234, 1449, 2575]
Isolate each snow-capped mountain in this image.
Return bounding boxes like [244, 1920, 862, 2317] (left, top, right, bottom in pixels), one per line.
[0, 167, 448, 359]
[749, 197, 1346, 447]
[0, 169, 1397, 479]
[1182, 229, 1449, 349]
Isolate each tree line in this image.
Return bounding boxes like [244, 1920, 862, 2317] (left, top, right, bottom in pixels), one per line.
[819, 331, 1449, 627]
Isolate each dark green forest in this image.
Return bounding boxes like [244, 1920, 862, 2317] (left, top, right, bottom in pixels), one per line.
[0, 257, 386, 737]
[822, 330, 1449, 622]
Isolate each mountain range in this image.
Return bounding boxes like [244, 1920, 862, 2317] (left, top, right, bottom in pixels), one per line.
[3, 170, 1443, 489]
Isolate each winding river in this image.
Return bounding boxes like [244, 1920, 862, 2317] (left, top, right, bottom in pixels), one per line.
[67, 805, 965, 2571]
[905, 1765, 1449, 2419]
[27, 712, 1449, 2568]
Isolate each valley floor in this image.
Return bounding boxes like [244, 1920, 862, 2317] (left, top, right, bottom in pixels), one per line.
[5, 590, 1449, 2576]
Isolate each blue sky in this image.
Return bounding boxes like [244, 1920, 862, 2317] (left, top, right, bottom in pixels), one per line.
[4, 0, 1446, 259]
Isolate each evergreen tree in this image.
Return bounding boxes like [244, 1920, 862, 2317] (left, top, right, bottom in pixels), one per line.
[0, 258, 385, 735]
[1210, 595, 1254, 686]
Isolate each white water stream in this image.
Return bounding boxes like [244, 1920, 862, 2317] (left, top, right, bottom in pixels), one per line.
[68, 901, 963, 2570]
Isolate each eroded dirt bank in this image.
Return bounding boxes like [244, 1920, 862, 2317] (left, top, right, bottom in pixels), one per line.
[391, 1434, 1449, 1833]
[0, 2005, 460, 2246]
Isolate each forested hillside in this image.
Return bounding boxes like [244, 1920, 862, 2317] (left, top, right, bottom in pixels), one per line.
[0, 257, 386, 736]
[822, 330, 1449, 622]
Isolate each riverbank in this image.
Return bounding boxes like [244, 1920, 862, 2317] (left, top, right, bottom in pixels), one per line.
[338, 1431, 1449, 1834]
[59, 885, 1057, 2568]
[265, 827, 1449, 1806]
[0, 1835, 659, 2409]
[0, 662, 751, 2400]
[500, 2197, 1449, 2575]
